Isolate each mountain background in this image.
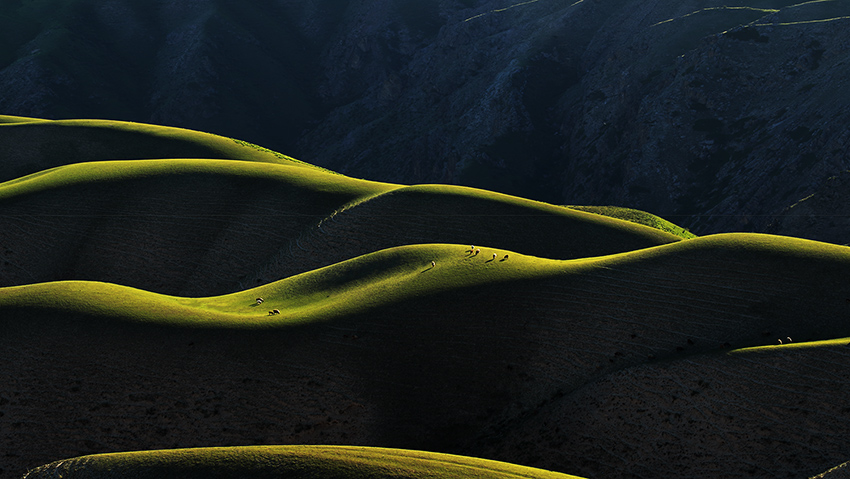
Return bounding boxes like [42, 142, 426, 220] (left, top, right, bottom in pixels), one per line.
[1, 0, 849, 238]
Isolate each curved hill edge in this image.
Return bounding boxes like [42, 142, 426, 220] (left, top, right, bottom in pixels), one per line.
[337, 184, 685, 244]
[0, 114, 50, 124]
[0, 117, 329, 183]
[566, 205, 697, 239]
[0, 158, 398, 296]
[0, 159, 690, 296]
[0, 158, 395, 200]
[23, 445, 583, 479]
[243, 184, 686, 289]
[3, 234, 849, 330]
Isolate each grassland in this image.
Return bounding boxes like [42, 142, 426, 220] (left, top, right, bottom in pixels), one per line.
[0, 116, 321, 184]
[23, 446, 583, 479]
[2, 117, 850, 479]
[0, 132, 681, 296]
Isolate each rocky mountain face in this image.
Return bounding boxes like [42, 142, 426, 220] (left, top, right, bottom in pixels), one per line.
[1, 0, 849, 237]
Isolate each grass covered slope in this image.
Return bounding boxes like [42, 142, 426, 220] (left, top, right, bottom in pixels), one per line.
[0, 117, 323, 183]
[0, 159, 681, 296]
[0, 158, 395, 295]
[2, 235, 850, 478]
[246, 184, 683, 287]
[23, 446, 583, 479]
[567, 205, 697, 239]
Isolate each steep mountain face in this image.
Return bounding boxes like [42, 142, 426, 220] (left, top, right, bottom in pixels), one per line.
[1, 0, 849, 236]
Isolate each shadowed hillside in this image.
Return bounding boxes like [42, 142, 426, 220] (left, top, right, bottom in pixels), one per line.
[0, 159, 679, 296]
[244, 184, 682, 290]
[3, 236, 850, 478]
[0, 159, 393, 295]
[481, 340, 850, 479]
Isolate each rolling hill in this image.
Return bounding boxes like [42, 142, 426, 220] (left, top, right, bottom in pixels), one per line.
[2, 118, 850, 479]
[21, 446, 583, 479]
[0, 118, 681, 295]
[2, 1, 850, 238]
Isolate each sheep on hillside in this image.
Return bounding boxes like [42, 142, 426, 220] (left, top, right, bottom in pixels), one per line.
[256, 297, 264, 304]
[492, 253, 497, 260]
[268, 309, 281, 316]
[474, 248, 480, 256]
[431, 260, 436, 268]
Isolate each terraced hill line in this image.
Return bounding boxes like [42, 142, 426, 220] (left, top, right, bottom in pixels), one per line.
[0, 160, 681, 296]
[244, 184, 683, 290]
[22, 445, 584, 479]
[2, 236, 849, 478]
[0, 117, 318, 183]
[479, 339, 850, 479]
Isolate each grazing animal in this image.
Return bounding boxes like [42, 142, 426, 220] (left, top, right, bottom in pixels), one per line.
[787, 337, 792, 343]
[256, 297, 264, 304]
[273, 309, 281, 315]
[268, 310, 275, 316]
[504, 254, 509, 260]
[492, 253, 497, 260]
[778, 338, 783, 344]
[474, 248, 480, 256]
[431, 260, 436, 267]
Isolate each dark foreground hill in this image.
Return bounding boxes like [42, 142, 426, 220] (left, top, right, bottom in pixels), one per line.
[3, 236, 850, 479]
[2, 1, 850, 237]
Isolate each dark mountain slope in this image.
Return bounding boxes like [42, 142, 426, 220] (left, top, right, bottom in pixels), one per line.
[2, 236, 849, 478]
[3, 2, 849, 238]
[767, 169, 850, 245]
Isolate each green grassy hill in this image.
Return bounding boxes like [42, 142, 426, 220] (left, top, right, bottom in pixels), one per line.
[3, 117, 850, 479]
[0, 157, 680, 296]
[3, 235, 850, 478]
[22, 446, 583, 479]
[0, 116, 322, 183]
